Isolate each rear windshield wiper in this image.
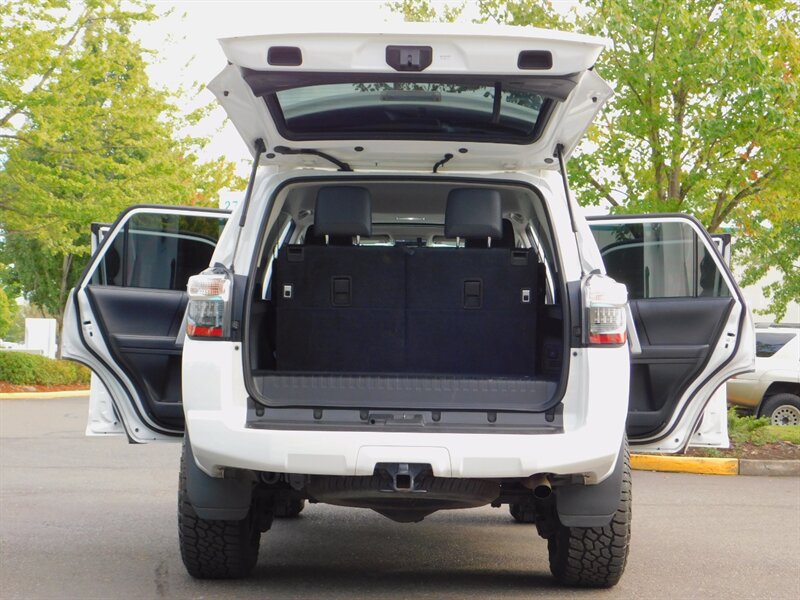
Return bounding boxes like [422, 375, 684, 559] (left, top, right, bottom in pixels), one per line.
[273, 146, 352, 172]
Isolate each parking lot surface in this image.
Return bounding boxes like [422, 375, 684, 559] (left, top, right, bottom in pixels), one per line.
[1, 397, 799, 599]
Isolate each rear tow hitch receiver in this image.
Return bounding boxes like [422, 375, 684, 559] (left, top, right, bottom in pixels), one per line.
[376, 463, 431, 493]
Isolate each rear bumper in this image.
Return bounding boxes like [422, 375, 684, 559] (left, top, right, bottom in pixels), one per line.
[187, 412, 625, 483]
[726, 378, 763, 409]
[183, 340, 629, 484]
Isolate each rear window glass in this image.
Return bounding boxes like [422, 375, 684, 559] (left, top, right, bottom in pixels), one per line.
[273, 82, 550, 143]
[590, 221, 730, 300]
[755, 332, 796, 358]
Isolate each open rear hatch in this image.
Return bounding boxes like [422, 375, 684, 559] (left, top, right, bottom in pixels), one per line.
[209, 24, 612, 172]
[211, 25, 614, 426]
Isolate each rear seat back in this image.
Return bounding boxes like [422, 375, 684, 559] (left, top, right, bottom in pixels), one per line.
[405, 247, 538, 376]
[273, 186, 539, 377]
[405, 189, 539, 376]
[274, 186, 405, 372]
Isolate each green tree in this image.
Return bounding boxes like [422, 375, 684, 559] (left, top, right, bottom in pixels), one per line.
[387, 0, 464, 22]
[0, 0, 242, 346]
[573, 1, 800, 319]
[391, 0, 800, 319]
[0, 287, 13, 339]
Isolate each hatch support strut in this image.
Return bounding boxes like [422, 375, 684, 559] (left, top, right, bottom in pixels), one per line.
[239, 138, 266, 228]
[556, 144, 579, 235]
[229, 138, 266, 272]
[556, 143, 592, 276]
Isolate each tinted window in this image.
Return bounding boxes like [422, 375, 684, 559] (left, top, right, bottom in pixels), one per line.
[590, 221, 730, 300]
[755, 332, 796, 358]
[92, 213, 226, 291]
[274, 81, 550, 142]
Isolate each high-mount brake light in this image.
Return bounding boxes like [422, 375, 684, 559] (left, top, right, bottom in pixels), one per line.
[583, 274, 628, 347]
[186, 270, 232, 339]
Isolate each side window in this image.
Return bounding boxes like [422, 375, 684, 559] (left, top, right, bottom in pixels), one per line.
[590, 221, 730, 300]
[91, 213, 226, 291]
[755, 332, 796, 358]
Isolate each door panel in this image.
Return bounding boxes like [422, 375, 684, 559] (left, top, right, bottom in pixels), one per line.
[62, 206, 229, 442]
[87, 286, 187, 337]
[86, 286, 188, 427]
[627, 298, 734, 436]
[634, 297, 732, 346]
[588, 215, 754, 450]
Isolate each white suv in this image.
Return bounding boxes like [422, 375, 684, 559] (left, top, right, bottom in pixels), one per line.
[62, 25, 754, 587]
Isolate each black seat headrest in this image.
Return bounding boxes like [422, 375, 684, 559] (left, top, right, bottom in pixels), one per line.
[314, 186, 372, 238]
[444, 188, 503, 243]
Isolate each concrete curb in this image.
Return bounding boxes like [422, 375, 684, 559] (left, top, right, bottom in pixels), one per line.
[739, 459, 800, 477]
[632, 454, 800, 477]
[0, 390, 89, 400]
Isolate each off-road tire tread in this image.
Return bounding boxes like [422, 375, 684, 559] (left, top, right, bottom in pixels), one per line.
[548, 443, 632, 588]
[178, 441, 260, 579]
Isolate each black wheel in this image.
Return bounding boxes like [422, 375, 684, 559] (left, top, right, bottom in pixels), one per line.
[547, 444, 631, 588]
[509, 503, 536, 523]
[274, 497, 305, 518]
[178, 438, 260, 579]
[760, 393, 800, 426]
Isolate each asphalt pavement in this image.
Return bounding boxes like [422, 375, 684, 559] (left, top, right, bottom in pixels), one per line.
[1, 397, 799, 599]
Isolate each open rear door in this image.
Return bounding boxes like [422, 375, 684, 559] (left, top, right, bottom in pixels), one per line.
[588, 215, 754, 453]
[62, 206, 229, 442]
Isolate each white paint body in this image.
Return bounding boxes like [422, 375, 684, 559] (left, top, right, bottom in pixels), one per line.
[62, 26, 755, 488]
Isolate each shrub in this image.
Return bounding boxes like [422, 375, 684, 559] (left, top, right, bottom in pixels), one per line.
[0, 351, 90, 385]
[727, 408, 800, 446]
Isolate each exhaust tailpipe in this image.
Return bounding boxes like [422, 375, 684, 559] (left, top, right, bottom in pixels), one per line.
[524, 474, 552, 500]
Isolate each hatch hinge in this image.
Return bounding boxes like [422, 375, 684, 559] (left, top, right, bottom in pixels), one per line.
[273, 146, 352, 172]
[433, 153, 454, 173]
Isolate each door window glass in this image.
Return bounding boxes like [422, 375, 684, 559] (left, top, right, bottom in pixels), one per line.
[92, 213, 226, 291]
[590, 221, 730, 300]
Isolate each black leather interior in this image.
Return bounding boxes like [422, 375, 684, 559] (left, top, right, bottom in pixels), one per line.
[444, 188, 503, 242]
[314, 186, 372, 238]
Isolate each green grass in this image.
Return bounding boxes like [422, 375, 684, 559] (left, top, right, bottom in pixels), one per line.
[764, 425, 800, 445]
[727, 408, 800, 445]
[0, 351, 90, 386]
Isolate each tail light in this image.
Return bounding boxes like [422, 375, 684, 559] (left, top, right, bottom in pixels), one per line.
[583, 274, 628, 346]
[186, 268, 232, 339]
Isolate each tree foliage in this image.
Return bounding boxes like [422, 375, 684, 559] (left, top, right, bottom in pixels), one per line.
[387, 0, 464, 22]
[390, 0, 800, 320]
[0, 0, 242, 342]
[0, 286, 13, 339]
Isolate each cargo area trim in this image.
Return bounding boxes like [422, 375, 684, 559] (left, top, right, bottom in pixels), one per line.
[245, 400, 564, 435]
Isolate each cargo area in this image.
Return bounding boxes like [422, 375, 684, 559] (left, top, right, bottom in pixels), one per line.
[245, 179, 567, 413]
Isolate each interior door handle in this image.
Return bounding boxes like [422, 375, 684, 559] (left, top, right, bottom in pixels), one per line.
[626, 304, 642, 355]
